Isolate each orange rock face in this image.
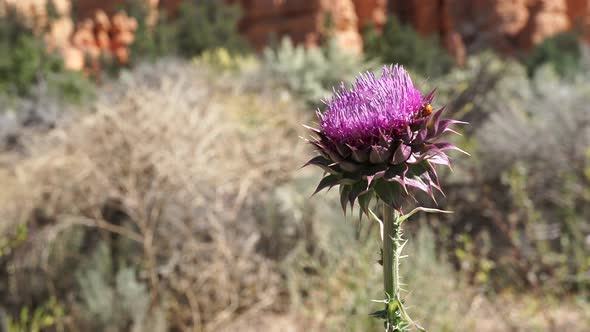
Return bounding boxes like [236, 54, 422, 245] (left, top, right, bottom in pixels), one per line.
[353, 0, 387, 30]
[3, 0, 590, 69]
[396, 0, 585, 58]
[70, 10, 138, 73]
[231, 0, 386, 54]
[566, 0, 590, 40]
[231, 0, 590, 60]
[1, 0, 140, 72]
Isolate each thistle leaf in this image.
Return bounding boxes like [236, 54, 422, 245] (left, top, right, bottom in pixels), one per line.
[303, 156, 342, 174]
[350, 146, 369, 163]
[374, 180, 405, 210]
[398, 207, 453, 224]
[302, 124, 321, 133]
[339, 161, 361, 173]
[424, 88, 437, 103]
[392, 143, 411, 164]
[339, 185, 352, 213]
[427, 107, 445, 136]
[357, 191, 373, 216]
[404, 176, 429, 193]
[313, 174, 340, 196]
[334, 142, 352, 158]
[370, 309, 388, 319]
[370, 145, 389, 163]
[433, 142, 470, 155]
[348, 180, 369, 213]
[302, 155, 330, 168]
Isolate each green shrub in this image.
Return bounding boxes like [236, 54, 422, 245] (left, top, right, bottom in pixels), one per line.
[525, 32, 582, 78]
[477, 65, 590, 289]
[129, 0, 247, 60]
[125, 0, 178, 61]
[431, 58, 590, 293]
[0, 6, 93, 102]
[363, 16, 454, 78]
[175, 0, 247, 57]
[7, 298, 63, 332]
[0, 59, 302, 331]
[262, 37, 371, 108]
[193, 47, 259, 72]
[75, 242, 161, 331]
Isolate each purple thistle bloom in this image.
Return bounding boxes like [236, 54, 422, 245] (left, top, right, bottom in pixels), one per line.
[320, 65, 428, 147]
[305, 64, 466, 212]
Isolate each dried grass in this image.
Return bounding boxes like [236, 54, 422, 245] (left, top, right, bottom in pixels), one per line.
[1, 58, 588, 332]
[0, 59, 307, 331]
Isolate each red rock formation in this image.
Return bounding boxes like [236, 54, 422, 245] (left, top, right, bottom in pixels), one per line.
[353, 0, 387, 30]
[4, 0, 590, 68]
[1, 0, 140, 71]
[566, 0, 590, 40]
[71, 10, 138, 73]
[395, 0, 578, 57]
[231, 0, 377, 54]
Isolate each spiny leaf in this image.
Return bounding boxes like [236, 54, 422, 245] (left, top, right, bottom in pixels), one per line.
[433, 141, 470, 155]
[374, 180, 405, 210]
[350, 146, 369, 163]
[302, 155, 330, 168]
[312, 174, 340, 195]
[427, 152, 451, 166]
[370, 309, 388, 319]
[427, 106, 446, 136]
[303, 156, 342, 174]
[392, 143, 411, 164]
[334, 142, 351, 158]
[370, 145, 389, 163]
[357, 191, 373, 216]
[339, 184, 352, 213]
[339, 161, 361, 173]
[404, 176, 429, 193]
[324, 147, 344, 162]
[424, 88, 437, 103]
[302, 124, 321, 134]
[398, 207, 452, 224]
[348, 180, 369, 212]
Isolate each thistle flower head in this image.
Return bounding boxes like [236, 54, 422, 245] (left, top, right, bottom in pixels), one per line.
[320, 65, 429, 147]
[305, 65, 466, 212]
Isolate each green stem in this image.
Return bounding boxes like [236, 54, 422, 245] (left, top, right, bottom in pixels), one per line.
[378, 203, 430, 331]
[382, 203, 400, 299]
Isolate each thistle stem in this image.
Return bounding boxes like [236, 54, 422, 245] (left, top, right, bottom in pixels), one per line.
[382, 203, 400, 299]
[382, 203, 406, 332]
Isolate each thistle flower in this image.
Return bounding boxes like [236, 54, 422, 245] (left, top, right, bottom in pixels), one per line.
[305, 65, 465, 212]
[304, 64, 467, 332]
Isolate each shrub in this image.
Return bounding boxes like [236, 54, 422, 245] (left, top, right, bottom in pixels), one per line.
[129, 0, 248, 61]
[0, 5, 93, 101]
[432, 58, 590, 293]
[525, 32, 582, 78]
[261, 37, 371, 108]
[6, 298, 63, 332]
[125, 0, 179, 61]
[363, 16, 454, 78]
[193, 47, 259, 72]
[1, 57, 589, 332]
[0, 58, 305, 331]
[476, 66, 590, 289]
[175, 0, 247, 57]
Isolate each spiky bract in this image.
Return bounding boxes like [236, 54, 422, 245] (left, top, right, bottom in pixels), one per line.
[305, 65, 465, 212]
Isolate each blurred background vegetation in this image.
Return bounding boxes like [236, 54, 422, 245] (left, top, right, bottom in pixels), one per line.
[0, 1, 589, 331]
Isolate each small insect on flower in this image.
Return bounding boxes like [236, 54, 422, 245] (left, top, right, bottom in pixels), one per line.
[418, 103, 433, 118]
[304, 65, 467, 212]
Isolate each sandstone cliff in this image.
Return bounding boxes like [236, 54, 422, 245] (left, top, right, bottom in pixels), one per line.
[391, 0, 589, 57]
[3, 0, 590, 68]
